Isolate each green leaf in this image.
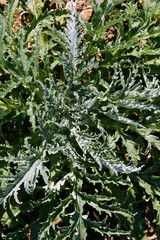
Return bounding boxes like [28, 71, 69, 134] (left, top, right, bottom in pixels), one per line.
[0, 79, 22, 99]
[26, 0, 44, 18]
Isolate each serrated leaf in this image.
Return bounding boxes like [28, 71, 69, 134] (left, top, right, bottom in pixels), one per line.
[38, 196, 72, 240]
[0, 157, 49, 207]
[0, 79, 21, 98]
[103, 109, 146, 129]
[26, 0, 44, 18]
[121, 134, 140, 163]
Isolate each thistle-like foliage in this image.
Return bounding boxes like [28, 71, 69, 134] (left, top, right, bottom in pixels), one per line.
[65, 0, 78, 79]
[1, 0, 160, 239]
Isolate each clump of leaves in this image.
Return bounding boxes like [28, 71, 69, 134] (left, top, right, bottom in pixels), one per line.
[0, 0, 160, 239]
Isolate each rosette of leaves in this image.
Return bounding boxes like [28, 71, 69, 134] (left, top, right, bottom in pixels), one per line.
[0, 0, 160, 239]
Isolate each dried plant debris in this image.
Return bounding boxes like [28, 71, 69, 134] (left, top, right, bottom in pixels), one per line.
[66, 0, 93, 21]
[0, 0, 7, 6]
[13, 11, 22, 32]
[0, 0, 7, 9]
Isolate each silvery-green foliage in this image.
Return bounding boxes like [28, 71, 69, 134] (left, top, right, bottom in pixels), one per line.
[0, 0, 160, 239]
